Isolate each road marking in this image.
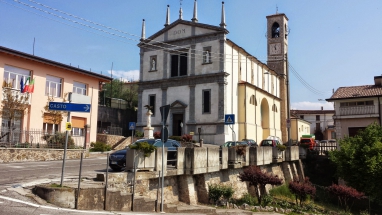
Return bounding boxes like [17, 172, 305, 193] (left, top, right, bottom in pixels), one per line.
[0, 195, 116, 214]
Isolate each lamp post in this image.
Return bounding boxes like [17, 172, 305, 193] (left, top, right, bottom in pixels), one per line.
[198, 127, 201, 143]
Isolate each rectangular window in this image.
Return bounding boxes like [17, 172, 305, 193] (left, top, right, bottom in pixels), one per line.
[3, 65, 31, 90]
[73, 81, 87, 95]
[203, 47, 212, 63]
[45, 75, 62, 97]
[149, 94, 156, 116]
[171, 53, 187, 77]
[71, 116, 86, 136]
[316, 115, 320, 121]
[366, 101, 374, 105]
[202, 89, 211, 114]
[43, 113, 59, 133]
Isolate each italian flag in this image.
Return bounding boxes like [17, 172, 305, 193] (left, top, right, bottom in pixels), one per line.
[22, 78, 35, 93]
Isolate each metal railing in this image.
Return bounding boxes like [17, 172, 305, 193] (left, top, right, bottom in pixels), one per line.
[97, 126, 122, 136]
[0, 127, 84, 149]
[338, 105, 377, 116]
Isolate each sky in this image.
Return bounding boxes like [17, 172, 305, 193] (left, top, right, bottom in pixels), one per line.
[1, 0, 382, 111]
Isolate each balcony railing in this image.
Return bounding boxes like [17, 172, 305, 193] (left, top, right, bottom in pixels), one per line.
[338, 105, 377, 116]
[2, 88, 31, 104]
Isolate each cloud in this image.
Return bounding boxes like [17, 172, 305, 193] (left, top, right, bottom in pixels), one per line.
[291, 101, 334, 110]
[107, 69, 139, 82]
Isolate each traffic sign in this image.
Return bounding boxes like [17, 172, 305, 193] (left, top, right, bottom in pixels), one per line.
[65, 122, 72, 131]
[225, 114, 235, 125]
[129, 122, 136, 130]
[286, 119, 291, 128]
[160, 126, 168, 143]
[49, 102, 91, 113]
[160, 105, 170, 124]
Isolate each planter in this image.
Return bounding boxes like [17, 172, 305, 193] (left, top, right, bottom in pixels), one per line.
[272, 147, 284, 160]
[126, 149, 156, 171]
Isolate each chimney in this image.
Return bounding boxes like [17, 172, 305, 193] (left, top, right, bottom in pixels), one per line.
[321, 106, 323, 110]
[374, 75, 382, 85]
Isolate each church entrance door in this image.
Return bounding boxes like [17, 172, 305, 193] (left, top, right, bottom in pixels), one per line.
[172, 114, 183, 136]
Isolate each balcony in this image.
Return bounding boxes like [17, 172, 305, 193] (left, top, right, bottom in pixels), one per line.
[1, 87, 31, 104]
[336, 105, 377, 118]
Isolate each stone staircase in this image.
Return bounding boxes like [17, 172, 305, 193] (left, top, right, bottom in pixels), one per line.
[112, 137, 137, 150]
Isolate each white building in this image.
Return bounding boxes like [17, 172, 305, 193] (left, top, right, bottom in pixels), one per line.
[137, 2, 289, 145]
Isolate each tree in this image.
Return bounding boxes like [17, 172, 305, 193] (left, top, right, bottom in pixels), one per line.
[288, 177, 316, 206]
[329, 122, 382, 204]
[327, 184, 365, 212]
[102, 79, 138, 109]
[0, 84, 30, 143]
[238, 165, 283, 204]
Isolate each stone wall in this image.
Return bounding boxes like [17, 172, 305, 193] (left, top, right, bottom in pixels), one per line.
[96, 134, 126, 148]
[0, 148, 86, 163]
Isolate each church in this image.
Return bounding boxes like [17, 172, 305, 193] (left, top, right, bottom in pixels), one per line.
[136, 1, 290, 145]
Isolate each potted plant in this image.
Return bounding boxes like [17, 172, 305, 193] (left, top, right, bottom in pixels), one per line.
[127, 141, 157, 170]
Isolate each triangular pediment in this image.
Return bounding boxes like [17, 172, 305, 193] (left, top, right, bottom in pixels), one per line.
[139, 20, 228, 46]
[170, 100, 187, 109]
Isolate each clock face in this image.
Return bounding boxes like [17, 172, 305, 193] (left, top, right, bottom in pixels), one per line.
[270, 43, 281, 55]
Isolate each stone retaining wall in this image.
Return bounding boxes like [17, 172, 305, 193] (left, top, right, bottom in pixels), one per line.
[96, 134, 125, 148]
[0, 148, 87, 163]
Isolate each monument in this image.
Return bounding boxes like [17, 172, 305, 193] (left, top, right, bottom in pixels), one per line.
[143, 105, 154, 139]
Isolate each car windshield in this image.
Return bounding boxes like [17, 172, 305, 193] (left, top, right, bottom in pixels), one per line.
[261, 140, 273, 146]
[300, 139, 311, 143]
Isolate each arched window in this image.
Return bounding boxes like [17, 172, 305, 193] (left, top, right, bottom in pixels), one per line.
[272, 22, 280, 38]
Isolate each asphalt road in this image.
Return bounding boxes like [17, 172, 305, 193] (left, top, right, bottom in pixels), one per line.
[0, 153, 110, 191]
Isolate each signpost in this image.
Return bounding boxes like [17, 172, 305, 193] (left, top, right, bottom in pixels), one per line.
[159, 105, 170, 212]
[49, 102, 91, 112]
[225, 114, 236, 142]
[48, 94, 91, 187]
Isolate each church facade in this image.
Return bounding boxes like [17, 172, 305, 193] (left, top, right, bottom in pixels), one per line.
[137, 2, 289, 145]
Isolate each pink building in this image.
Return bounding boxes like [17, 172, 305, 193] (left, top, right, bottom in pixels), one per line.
[0, 46, 111, 147]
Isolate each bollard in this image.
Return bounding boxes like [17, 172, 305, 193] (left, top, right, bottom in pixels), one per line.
[200, 139, 204, 147]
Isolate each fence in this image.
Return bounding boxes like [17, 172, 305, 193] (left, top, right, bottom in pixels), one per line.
[97, 126, 123, 136]
[0, 127, 84, 149]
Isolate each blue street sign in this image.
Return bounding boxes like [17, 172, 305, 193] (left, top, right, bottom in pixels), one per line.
[225, 114, 235, 125]
[129, 122, 136, 130]
[48, 102, 91, 113]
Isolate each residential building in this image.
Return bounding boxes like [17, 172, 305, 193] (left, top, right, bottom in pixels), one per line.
[326, 76, 382, 139]
[289, 116, 311, 144]
[136, 2, 289, 144]
[291, 108, 335, 140]
[0, 46, 112, 146]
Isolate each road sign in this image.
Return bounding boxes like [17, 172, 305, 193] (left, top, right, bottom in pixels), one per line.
[225, 114, 235, 125]
[49, 102, 91, 113]
[65, 122, 72, 131]
[129, 122, 136, 130]
[160, 105, 170, 124]
[286, 119, 291, 128]
[160, 126, 168, 143]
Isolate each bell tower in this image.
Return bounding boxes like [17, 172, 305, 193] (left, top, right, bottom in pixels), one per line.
[266, 13, 289, 143]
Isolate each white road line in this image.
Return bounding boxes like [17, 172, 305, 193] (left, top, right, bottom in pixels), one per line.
[0, 194, 115, 214]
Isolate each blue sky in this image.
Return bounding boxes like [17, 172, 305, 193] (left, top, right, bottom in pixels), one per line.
[1, 0, 382, 110]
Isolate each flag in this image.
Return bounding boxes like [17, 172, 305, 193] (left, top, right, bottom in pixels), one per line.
[22, 77, 30, 93]
[28, 78, 35, 93]
[20, 78, 24, 92]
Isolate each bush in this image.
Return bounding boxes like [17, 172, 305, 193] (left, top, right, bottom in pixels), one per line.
[288, 177, 316, 206]
[208, 183, 234, 204]
[135, 130, 144, 138]
[261, 194, 273, 206]
[129, 141, 156, 157]
[42, 132, 75, 149]
[153, 131, 161, 139]
[277, 144, 286, 151]
[182, 134, 193, 142]
[169, 136, 182, 141]
[235, 193, 258, 206]
[269, 184, 295, 200]
[89, 141, 111, 152]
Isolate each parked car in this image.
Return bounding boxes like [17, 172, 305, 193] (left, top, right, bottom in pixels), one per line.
[259, 139, 282, 147]
[266, 136, 283, 145]
[220, 141, 247, 148]
[109, 138, 181, 171]
[242, 139, 258, 147]
[300, 138, 316, 150]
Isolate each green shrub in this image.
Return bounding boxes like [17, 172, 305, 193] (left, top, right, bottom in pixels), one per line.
[208, 183, 235, 204]
[135, 130, 144, 138]
[277, 144, 287, 151]
[89, 141, 111, 152]
[261, 194, 273, 206]
[129, 141, 156, 157]
[169, 136, 182, 141]
[235, 193, 258, 206]
[269, 184, 295, 200]
[42, 132, 75, 149]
